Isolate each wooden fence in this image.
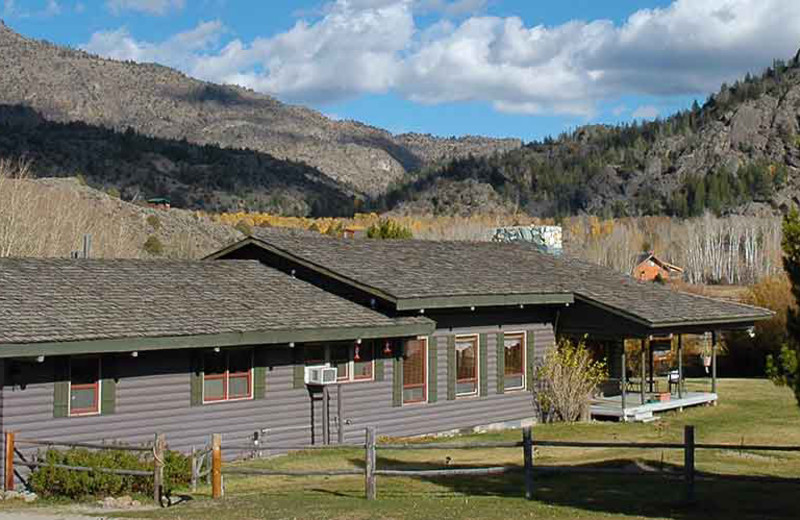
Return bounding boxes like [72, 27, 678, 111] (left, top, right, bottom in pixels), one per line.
[4, 431, 167, 506]
[212, 425, 800, 501]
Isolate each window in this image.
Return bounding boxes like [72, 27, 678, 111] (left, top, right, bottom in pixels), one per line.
[456, 335, 478, 397]
[203, 349, 253, 403]
[304, 343, 374, 383]
[70, 357, 100, 416]
[504, 333, 526, 391]
[403, 339, 427, 404]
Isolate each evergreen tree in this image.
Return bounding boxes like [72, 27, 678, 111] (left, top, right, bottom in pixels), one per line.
[767, 209, 800, 405]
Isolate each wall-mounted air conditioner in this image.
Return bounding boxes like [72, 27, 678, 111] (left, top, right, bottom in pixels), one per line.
[305, 366, 337, 385]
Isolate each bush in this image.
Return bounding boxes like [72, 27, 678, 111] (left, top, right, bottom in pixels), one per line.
[29, 447, 191, 499]
[234, 219, 253, 236]
[366, 219, 413, 240]
[146, 214, 161, 230]
[143, 235, 164, 256]
[536, 337, 608, 422]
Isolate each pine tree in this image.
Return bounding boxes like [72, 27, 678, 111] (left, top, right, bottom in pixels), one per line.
[767, 209, 800, 405]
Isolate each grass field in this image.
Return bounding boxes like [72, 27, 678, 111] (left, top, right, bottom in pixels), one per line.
[5, 379, 800, 520]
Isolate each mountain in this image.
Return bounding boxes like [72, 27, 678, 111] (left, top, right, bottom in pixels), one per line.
[0, 21, 521, 199]
[380, 54, 800, 218]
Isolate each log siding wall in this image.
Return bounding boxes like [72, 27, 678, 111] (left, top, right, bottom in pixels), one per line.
[0, 323, 554, 478]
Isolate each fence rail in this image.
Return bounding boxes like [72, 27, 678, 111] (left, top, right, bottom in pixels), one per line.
[209, 425, 800, 501]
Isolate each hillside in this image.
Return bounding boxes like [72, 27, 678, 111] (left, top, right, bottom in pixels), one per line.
[381, 54, 800, 218]
[0, 168, 242, 259]
[0, 21, 521, 198]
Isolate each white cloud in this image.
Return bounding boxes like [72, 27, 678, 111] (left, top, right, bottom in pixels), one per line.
[106, 0, 185, 16]
[632, 105, 660, 119]
[83, 0, 800, 116]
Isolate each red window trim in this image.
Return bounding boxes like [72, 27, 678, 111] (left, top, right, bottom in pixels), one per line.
[69, 358, 101, 417]
[403, 338, 428, 404]
[503, 331, 526, 391]
[455, 335, 479, 397]
[203, 350, 254, 404]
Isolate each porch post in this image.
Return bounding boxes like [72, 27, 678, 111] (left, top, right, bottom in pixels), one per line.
[620, 341, 627, 421]
[677, 334, 683, 399]
[711, 331, 718, 397]
[640, 339, 646, 405]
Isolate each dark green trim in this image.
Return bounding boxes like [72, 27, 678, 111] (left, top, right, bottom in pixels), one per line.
[292, 347, 305, 389]
[254, 349, 268, 400]
[190, 351, 203, 406]
[0, 321, 435, 359]
[526, 330, 536, 392]
[375, 356, 385, 382]
[428, 336, 438, 403]
[53, 362, 69, 418]
[100, 357, 116, 416]
[446, 335, 456, 401]
[496, 332, 505, 395]
[392, 355, 403, 408]
[395, 293, 573, 311]
[479, 333, 488, 397]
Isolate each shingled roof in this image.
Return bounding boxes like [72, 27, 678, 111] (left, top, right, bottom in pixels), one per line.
[0, 259, 433, 356]
[210, 230, 772, 329]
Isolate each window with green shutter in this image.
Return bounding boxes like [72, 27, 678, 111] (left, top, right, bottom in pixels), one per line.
[54, 357, 117, 417]
[428, 336, 438, 403]
[446, 335, 456, 400]
[526, 330, 536, 392]
[496, 332, 505, 394]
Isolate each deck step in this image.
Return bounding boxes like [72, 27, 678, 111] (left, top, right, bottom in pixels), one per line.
[639, 415, 660, 423]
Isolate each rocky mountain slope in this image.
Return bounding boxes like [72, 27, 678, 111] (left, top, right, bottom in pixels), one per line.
[382, 54, 800, 218]
[0, 21, 521, 197]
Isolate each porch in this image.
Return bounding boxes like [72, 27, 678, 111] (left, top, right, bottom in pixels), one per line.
[591, 390, 718, 422]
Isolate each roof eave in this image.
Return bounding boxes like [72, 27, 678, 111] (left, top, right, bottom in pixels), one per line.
[395, 293, 574, 311]
[0, 320, 435, 359]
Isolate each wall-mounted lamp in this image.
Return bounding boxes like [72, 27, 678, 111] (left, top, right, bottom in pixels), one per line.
[213, 347, 221, 353]
[383, 340, 392, 355]
[288, 342, 296, 348]
[131, 351, 139, 358]
[36, 355, 45, 363]
[747, 326, 756, 339]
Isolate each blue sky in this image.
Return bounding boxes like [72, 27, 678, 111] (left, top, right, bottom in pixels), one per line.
[4, 0, 800, 141]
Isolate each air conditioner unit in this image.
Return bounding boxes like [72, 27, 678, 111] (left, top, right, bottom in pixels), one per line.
[305, 366, 337, 385]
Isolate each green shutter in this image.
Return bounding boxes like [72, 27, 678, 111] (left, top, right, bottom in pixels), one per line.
[190, 351, 204, 406]
[254, 349, 267, 400]
[53, 360, 70, 418]
[392, 354, 403, 407]
[100, 357, 117, 416]
[479, 333, 488, 397]
[428, 336, 438, 403]
[375, 341, 386, 382]
[292, 347, 305, 389]
[526, 330, 536, 392]
[496, 332, 505, 394]
[446, 335, 456, 401]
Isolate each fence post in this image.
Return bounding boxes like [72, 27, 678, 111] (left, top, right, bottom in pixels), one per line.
[153, 433, 166, 506]
[212, 434, 222, 499]
[684, 425, 695, 502]
[522, 426, 533, 500]
[365, 427, 376, 501]
[4, 431, 14, 492]
[190, 446, 198, 493]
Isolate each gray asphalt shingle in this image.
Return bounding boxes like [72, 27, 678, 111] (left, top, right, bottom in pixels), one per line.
[245, 229, 773, 327]
[0, 259, 431, 345]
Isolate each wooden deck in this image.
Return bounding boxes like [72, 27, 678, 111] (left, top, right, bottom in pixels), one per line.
[590, 392, 718, 422]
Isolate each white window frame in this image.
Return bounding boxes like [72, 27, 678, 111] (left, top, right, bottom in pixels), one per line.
[455, 334, 480, 398]
[503, 331, 527, 392]
[68, 357, 102, 417]
[202, 349, 255, 405]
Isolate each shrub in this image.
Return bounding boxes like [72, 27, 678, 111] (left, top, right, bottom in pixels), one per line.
[29, 447, 191, 499]
[366, 219, 413, 240]
[536, 337, 608, 422]
[143, 235, 164, 256]
[146, 215, 161, 230]
[234, 219, 253, 236]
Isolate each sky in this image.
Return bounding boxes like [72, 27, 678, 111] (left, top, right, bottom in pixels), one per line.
[3, 0, 800, 141]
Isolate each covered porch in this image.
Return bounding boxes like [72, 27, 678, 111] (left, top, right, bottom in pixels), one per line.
[556, 294, 759, 423]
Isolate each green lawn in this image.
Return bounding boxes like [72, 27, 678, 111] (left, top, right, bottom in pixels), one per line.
[20, 379, 800, 519]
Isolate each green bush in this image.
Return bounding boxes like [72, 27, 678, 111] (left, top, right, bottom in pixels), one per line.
[29, 447, 191, 499]
[146, 214, 161, 230]
[366, 219, 413, 240]
[143, 235, 164, 256]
